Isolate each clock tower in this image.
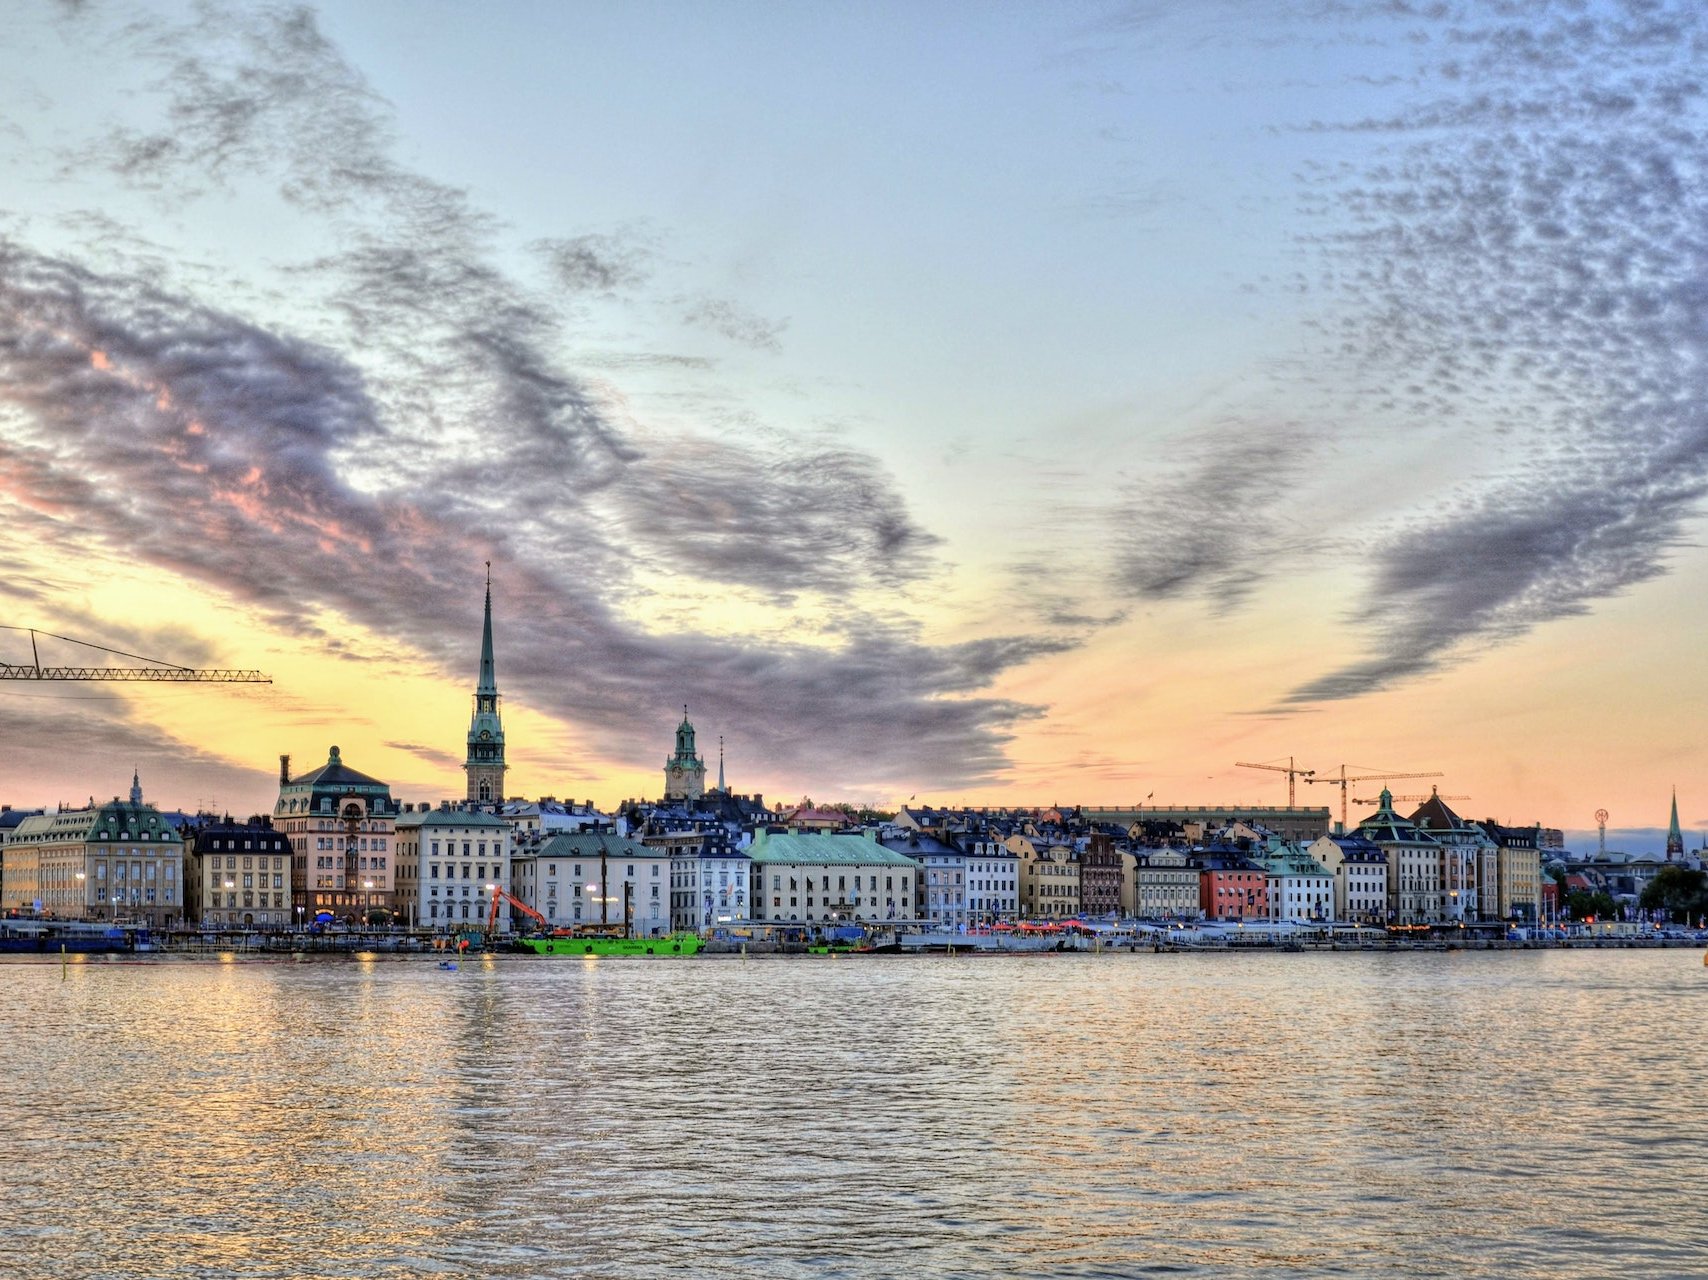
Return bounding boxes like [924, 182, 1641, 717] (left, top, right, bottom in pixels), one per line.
[662, 706, 706, 802]
[465, 564, 507, 804]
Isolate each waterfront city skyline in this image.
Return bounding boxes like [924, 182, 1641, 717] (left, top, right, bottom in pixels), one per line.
[3, 2, 1706, 848]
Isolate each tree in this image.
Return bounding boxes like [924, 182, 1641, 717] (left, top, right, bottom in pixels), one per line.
[1639, 865, 1708, 923]
[1564, 889, 1617, 922]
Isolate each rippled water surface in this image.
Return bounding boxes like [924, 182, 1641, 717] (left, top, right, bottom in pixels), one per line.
[1, 950, 1704, 1279]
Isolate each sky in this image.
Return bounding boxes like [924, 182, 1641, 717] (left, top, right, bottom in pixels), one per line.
[1, 0, 1706, 852]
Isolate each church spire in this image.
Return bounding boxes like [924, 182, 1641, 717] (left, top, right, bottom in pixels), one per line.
[478, 560, 497, 696]
[1666, 787, 1683, 859]
[718, 735, 725, 792]
[465, 563, 506, 804]
[129, 768, 142, 807]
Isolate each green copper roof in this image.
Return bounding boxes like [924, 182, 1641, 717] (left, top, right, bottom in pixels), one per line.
[748, 830, 921, 868]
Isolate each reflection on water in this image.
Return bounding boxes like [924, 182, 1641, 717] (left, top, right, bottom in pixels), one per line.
[1, 951, 1704, 1278]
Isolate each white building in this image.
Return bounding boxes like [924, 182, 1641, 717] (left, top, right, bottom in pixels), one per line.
[520, 830, 673, 936]
[669, 843, 753, 933]
[407, 808, 512, 933]
[960, 831, 1020, 923]
[1307, 831, 1390, 924]
[1257, 840, 1336, 923]
[1125, 847, 1201, 919]
[882, 832, 969, 929]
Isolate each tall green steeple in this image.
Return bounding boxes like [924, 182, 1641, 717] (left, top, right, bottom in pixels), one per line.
[465, 563, 507, 804]
[1666, 787, 1683, 860]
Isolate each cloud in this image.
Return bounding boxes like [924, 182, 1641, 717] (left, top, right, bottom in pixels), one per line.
[0, 0, 1067, 807]
[680, 297, 789, 351]
[1276, 0, 1708, 701]
[1111, 419, 1317, 612]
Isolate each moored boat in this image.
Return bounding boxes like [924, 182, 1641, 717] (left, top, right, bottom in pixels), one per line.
[515, 932, 702, 957]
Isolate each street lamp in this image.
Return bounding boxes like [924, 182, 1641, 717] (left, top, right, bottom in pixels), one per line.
[223, 879, 235, 929]
[74, 871, 85, 921]
[363, 879, 374, 927]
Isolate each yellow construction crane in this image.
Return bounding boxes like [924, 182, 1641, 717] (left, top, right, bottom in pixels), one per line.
[1307, 764, 1443, 827]
[1235, 757, 1315, 806]
[1353, 793, 1470, 807]
[0, 626, 271, 683]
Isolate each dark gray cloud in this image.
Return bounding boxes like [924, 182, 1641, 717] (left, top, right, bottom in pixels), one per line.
[0, 1, 1060, 798]
[1112, 421, 1317, 612]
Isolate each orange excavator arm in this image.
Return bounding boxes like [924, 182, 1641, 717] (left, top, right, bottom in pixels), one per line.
[486, 885, 552, 934]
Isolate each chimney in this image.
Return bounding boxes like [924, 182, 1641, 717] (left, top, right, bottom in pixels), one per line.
[279, 754, 291, 786]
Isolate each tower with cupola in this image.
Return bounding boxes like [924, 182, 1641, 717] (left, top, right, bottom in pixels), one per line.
[663, 706, 706, 802]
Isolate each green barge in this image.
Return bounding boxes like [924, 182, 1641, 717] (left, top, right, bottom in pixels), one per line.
[514, 932, 702, 957]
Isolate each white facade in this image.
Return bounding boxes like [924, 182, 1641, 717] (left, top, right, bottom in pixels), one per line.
[670, 851, 754, 932]
[1126, 848, 1200, 919]
[527, 832, 673, 936]
[1307, 835, 1390, 923]
[413, 810, 513, 932]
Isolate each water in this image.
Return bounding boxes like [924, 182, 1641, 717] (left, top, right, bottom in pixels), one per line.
[0, 950, 1703, 1280]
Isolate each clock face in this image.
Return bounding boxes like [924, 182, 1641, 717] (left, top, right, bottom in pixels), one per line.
[480, 730, 491, 741]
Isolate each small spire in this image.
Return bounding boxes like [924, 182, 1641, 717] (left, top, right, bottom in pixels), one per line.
[129, 768, 142, 807]
[1667, 786, 1683, 858]
[718, 735, 726, 792]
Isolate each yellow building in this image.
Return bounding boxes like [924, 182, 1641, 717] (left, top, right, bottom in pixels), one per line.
[1008, 835, 1079, 918]
[0, 776, 186, 927]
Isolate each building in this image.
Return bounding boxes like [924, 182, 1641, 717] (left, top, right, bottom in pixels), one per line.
[1307, 831, 1389, 924]
[1255, 840, 1335, 923]
[1357, 789, 1442, 925]
[959, 829, 1020, 924]
[1194, 847, 1269, 921]
[518, 829, 673, 936]
[465, 569, 508, 804]
[1085, 805, 1332, 844]
[1009, 834, 1080, 918]
[747, 828, 920, 926]
[1408, 790, 1494, 922]
[668, 833, 753, 933]
[1079, 834, 1124, 918]
[402, 807, 511, 932]
[274, 747, 400, 922]
[1477, 820, 1542, 922]
[1125, 846, 1200, 919]
[189, 819, 293, 929]
[1, 775, 186, 927]
[882, 831, 968, 929]
[662, 708, 707, 802]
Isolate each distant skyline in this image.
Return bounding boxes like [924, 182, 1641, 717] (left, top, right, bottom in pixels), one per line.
[4, 1, 1707, 841]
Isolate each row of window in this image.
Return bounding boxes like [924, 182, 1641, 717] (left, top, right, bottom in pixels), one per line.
[206, 873, 285, 890]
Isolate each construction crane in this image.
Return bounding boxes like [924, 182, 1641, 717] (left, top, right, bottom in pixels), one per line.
[1306, 764, 1443, 828]
[1234, 757, 1315, 806]
[0, 627, 270, 683]
[1353, 793, 1471, 807]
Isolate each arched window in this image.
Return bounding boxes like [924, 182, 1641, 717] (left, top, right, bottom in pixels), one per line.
[478, 780, 492, 802]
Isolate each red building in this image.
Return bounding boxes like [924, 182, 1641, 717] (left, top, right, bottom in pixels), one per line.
[1195, 850, 1269, 920]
